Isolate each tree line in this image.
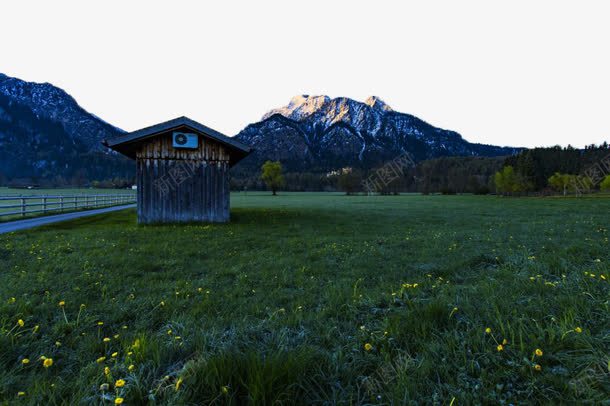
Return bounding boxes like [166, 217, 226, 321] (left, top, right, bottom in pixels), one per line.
[249, 144, 610, 195]
[240, 157, 503, 195]
[494, 144, 609, 195]
[2, 144, 608, 195]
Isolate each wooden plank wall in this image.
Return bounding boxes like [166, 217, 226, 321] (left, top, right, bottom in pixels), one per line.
[135, 131, 230, 161]
[135, 131, 231, 224]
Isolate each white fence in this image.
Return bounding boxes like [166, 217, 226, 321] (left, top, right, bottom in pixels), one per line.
[0, 194, 136, 218]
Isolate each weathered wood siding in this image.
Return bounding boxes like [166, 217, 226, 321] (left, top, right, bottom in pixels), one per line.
[135, 130, 230, 224]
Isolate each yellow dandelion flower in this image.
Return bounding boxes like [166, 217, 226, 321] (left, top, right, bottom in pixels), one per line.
[114, 334, 120, 339]
[535, 349, 543, 357]
[96, 356, 106, 363]
[167, 329, 172, 335]
[22, 358, 30, 365]
[497, 344, 504, 352]
[104, 366, 110, 375]
[502, 339, 508, 345]
[534, 364, 542, 371]
[114, 397, 124, 405]
[97, 321, 104, 326]
[58, 301, 65, 307]
[128, 364, 135, 372]
[17, 319, 24, 327]
[115, 379, 125, 388]
[111, 352, 118, 358]
[485, 327, 492, 334]
[364, 343, 373, 351]
[221, 386, 229, 394]
[43, 358, 53, 368]
[575, 327, 582, 334]
[18, 391, 26, 396]
[103, 337, 111, 343]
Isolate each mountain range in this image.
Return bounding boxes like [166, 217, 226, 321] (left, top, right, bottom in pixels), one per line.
[0, 73, 132, 184]
[235, 95, 520, 171]
[0, 73, 520, 183]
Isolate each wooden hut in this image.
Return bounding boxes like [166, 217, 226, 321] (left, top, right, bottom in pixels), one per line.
[103, 116, 251, 223]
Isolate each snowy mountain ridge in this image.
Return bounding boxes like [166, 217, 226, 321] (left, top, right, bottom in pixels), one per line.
[0, 73, 124, 150]
[236, 95, 521, 171]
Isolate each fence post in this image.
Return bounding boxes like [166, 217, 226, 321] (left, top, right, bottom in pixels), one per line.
[43, 197, 47, 213]
[21, 198, 25, 216]
[60, 196, 64, 211]
[75, 196, 78, 210]
[94, 196, 98, 207]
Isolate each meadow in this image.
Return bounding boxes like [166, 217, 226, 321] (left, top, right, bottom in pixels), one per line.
[0, 193, 608, 404]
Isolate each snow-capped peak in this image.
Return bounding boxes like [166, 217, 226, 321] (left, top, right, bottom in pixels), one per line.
[264, 95, 331, 121]
[364, 96, 392, 112]
[262, 95, 394, 126]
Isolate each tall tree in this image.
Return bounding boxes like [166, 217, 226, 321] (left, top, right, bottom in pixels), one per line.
[494, 166, 529, 195]
[548, 172, 572, 196]
[261, 161, 285, 196]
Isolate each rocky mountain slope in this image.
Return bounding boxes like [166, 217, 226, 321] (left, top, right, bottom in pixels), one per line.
[235, 95, 520, 171]
[0, 73, 123, 149]
[0, 73, 130, 183]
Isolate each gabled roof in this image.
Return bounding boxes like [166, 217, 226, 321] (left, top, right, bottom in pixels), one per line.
[102, 116, 252, 166]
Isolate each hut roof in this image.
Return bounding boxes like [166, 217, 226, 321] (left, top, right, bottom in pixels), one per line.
[103, 116, 252, 166]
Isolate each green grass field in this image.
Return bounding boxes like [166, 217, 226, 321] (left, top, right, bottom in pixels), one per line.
[0, 193, 608, 404]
